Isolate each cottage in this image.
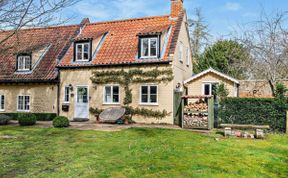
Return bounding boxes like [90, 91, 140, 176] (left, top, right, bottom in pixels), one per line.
[0, 0, 193, 124]
[57, 0, 192, 124]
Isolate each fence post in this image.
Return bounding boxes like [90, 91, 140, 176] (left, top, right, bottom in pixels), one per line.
[208, 97, 214, 130]
[286, 111, 288, 134]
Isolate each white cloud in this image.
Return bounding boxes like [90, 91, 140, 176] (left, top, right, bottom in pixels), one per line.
[225, 2, 241, 11]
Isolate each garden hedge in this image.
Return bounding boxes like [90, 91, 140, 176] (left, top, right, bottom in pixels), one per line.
[218, 97, 288, 132]
[0, 113, 56, 121]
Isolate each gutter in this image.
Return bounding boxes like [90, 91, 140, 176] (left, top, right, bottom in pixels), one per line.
[57, 60, 172, 69]
[0, 79, 59, 84]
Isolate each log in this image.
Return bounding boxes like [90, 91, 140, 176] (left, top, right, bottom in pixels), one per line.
[220, 124, 270, 129]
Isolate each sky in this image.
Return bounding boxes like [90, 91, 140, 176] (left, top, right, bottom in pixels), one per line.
[62, 0, 288, 40]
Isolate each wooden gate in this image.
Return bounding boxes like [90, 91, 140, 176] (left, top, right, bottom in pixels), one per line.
[174, 90, 183, 127]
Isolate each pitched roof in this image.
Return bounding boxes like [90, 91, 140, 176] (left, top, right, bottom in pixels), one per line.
[58, 13, 184, 67]
[0, 25, 80, 83]
[184, 68, 240, 84]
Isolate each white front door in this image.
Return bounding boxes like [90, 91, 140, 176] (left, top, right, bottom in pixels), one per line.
[75, 86, 89, 119]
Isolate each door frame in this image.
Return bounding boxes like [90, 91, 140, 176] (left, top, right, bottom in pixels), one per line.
[74, 85, 89, 119]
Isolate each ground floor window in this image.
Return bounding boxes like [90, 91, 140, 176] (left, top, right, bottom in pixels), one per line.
[17, 96, 30, 112]
[64, 86, 70, 103]
[202, 83, 218, 96]
[104, 85, 120, 104]
[140, 85, 158, 104]
[0, 95, 4, 111]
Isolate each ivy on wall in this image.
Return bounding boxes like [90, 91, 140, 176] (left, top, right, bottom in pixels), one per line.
[90, 68, 174, 119]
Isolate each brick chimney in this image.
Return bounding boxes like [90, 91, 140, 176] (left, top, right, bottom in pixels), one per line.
[170, 0, 184, 18]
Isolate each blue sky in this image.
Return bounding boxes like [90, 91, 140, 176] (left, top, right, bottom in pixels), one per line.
[62, 0, 288, 39]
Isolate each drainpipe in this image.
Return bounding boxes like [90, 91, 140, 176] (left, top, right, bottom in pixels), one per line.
[57, 69, 61, 116]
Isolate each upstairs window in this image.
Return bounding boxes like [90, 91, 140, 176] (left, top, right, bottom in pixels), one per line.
[140, 37, 159, 58]
[17, 55, 31, 71]
[186, 47, 190, 66]
[75, 42, 91, 62]
[179, 42, 183, 62]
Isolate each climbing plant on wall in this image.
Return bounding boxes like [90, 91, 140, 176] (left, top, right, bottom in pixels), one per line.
[90, 68, 174, 119]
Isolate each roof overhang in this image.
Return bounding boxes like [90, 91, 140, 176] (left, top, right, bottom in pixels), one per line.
[184, 68, 240, 85]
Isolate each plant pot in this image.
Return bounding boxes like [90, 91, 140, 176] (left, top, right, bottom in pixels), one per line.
[95, 114, 100, 123]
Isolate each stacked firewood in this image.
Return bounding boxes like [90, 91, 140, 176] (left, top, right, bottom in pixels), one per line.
[184, 99, 208, 112]
[183, 114, 208, 128]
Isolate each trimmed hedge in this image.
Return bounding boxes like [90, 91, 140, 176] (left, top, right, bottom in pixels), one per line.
[0, 113, 56, 121]
[53, 116, 69, 128]
[18, 113, 37, 126]
[219, 98, 288, 132]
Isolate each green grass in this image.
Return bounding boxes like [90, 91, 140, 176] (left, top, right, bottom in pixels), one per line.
[0, 127, 287, 178]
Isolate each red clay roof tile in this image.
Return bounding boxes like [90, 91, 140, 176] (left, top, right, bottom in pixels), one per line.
[58, 13, 184, 67]
[0, 25, 80, 82]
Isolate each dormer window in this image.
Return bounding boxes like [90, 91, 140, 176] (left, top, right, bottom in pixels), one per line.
[74, 41, 91, 62]
[17, 55, 31, 71]
[140, 37, 159, 58]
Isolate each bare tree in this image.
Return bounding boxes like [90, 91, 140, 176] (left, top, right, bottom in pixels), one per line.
[238, 10, 288, 95]
[0, 0, 80, 48]
[188, 8, 210, 70]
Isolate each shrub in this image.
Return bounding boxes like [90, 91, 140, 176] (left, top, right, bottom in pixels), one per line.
[0, 114, 11, 125]
[219, 97, 288, 132]
[216, 83, 229, 100]
[18, 113, 37, 126]
[53, 116, 69, 128]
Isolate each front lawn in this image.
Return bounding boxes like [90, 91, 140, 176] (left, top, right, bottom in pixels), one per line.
[0, 127, 287, 177]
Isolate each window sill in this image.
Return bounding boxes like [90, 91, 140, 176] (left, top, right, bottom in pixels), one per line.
[139, 57, 159, 60]
[0, 110, 5, 112]
[63, 102, 70, 105]
[139, 103, 159, 106]
[17, 110, 30, 113]
[75, 60, 90, 62]
[102, 103, 121, 105]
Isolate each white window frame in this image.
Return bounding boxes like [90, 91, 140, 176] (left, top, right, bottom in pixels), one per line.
[0, 95, 5, 111]
[186, 47, 190, 66]
[17, 55, 31, 71]
[103, 85, 120, 105]
[202, 82, 218, 96]
[139, 85, 158, 105]
[64, 86, 70, 103]
[75, 42, 90, 61]
[179, 42, 183, 62]
[17, 95, 30, 112]
[140, 37, 158, 58]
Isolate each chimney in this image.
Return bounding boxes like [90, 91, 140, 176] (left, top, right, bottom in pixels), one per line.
[170, 0, 184, 19]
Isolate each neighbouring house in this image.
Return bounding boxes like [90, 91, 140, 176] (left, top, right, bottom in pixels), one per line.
[0, 0, 193, 124]
[0, 24, 81, 115]
[184, 68, 240, 98]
